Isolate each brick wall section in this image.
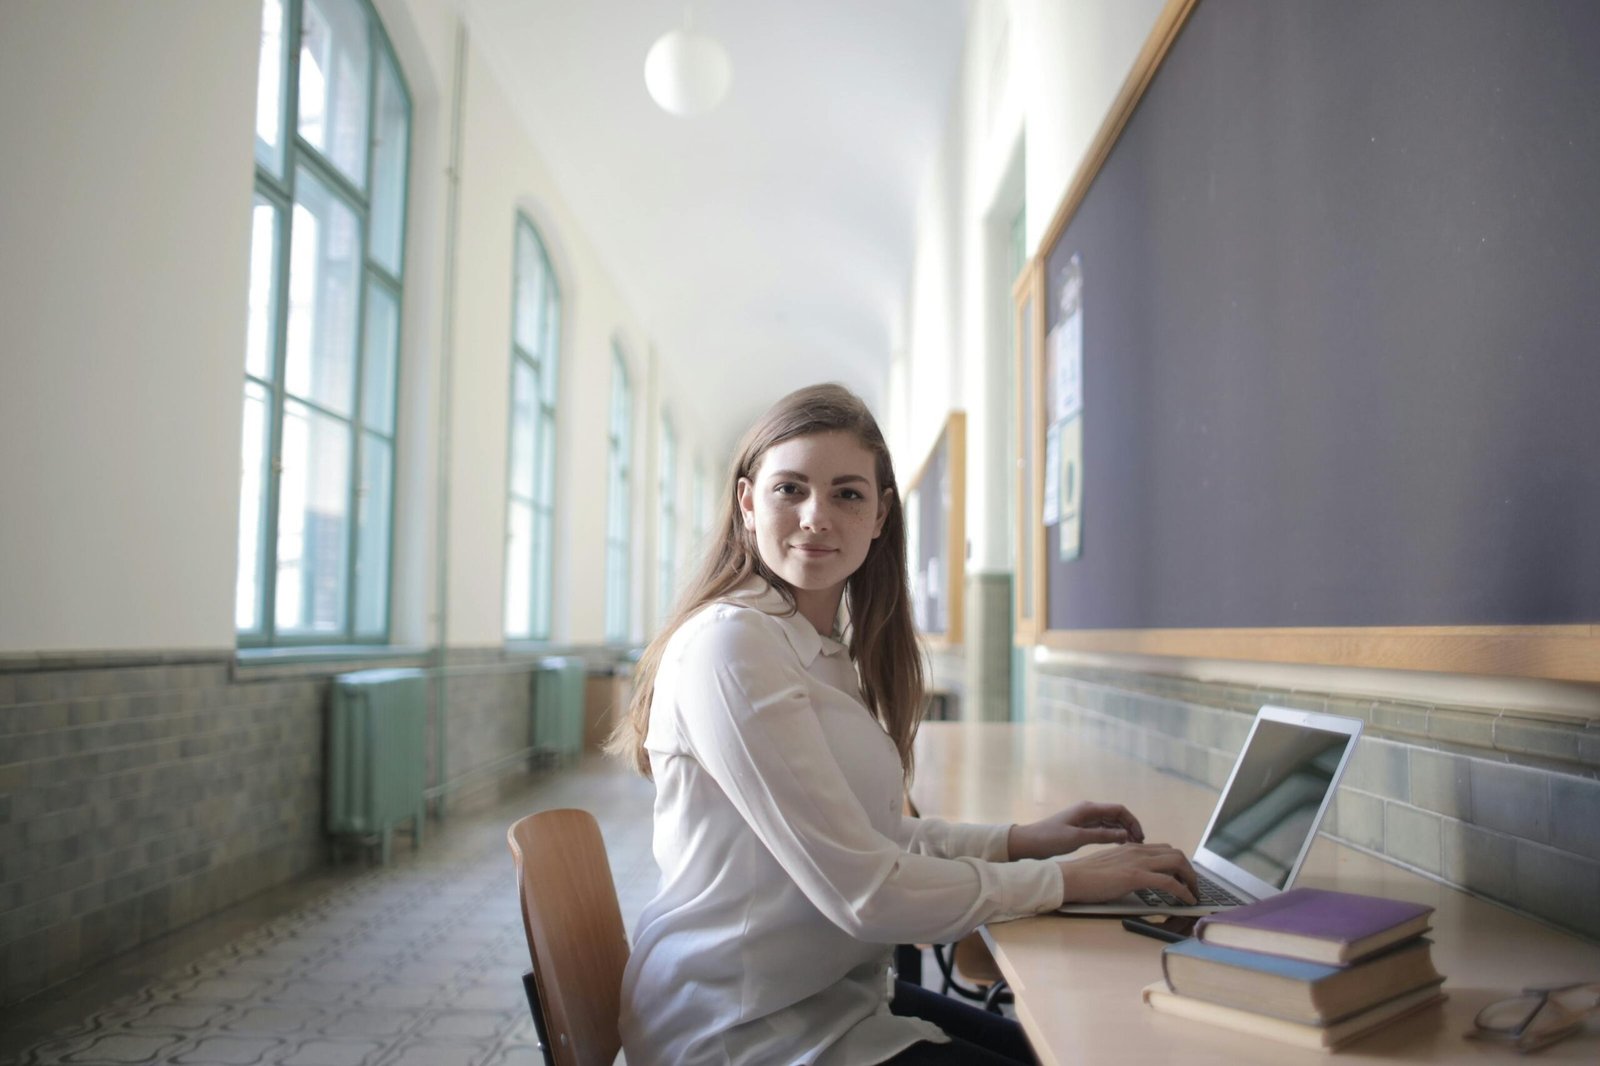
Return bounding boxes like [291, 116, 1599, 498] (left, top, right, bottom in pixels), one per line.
[1033, 659, 1600, 942]
[436, 649, 539, 813]
[0, 645, 626, 1007]
[0, 654, 336, 1005]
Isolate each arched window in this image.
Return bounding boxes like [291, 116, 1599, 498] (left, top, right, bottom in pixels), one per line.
[604, 347, 633, 642]
[505, 216, 562, 640]
[237, 0, 410, 644]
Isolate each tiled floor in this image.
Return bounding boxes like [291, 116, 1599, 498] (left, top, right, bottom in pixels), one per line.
[0, 756, 659, 1066]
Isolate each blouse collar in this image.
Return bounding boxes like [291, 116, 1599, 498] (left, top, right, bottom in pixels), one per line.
[725, 579, 848, 666]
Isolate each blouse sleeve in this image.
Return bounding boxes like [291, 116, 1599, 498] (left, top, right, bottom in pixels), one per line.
[895, 814, 1013, 862]
[666, 609, 1063, 946]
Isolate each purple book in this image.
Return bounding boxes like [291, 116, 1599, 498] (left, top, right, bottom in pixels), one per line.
[1195, 888, 1434, 965]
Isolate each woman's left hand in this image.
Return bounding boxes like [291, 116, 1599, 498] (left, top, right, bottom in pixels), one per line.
[1007, 801, 1145, 860]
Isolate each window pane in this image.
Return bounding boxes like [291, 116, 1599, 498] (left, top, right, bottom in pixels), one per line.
[236, 382, 272, 631]
[298, 0, 371, 188]
[255, 0, 287, 177]
[276, 399, 351, 634]
[354, 432, 391, 637]
[509, 361, 536, 499]
[286, 166, 362, 416]
[246, 196, 281, 381]
[362, 278, 398, 434]
[541, 297, 561, 405]
[514, 224, 546, 353]
[505, 499, 533, 639]
[535, 406, 555, 508]
[533, 508, 552, 639]
[369, 52, 408, 276]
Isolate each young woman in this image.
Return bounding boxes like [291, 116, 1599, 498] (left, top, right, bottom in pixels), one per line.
[610, 384, 1196, 1065]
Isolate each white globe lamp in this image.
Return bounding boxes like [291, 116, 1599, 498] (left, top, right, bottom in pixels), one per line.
[644, 27, 732, 117]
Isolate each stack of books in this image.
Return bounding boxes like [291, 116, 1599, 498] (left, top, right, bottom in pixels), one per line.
[1142, 888, 1448, 1050]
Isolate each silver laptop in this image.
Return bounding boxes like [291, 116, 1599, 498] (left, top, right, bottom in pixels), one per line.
[1058, 705, 1363, 916]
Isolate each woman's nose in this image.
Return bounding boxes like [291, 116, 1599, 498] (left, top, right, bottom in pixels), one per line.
[799, 496, 831, 530]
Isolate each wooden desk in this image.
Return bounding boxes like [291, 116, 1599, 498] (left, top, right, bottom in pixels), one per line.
[910, 722, 1600, 1064]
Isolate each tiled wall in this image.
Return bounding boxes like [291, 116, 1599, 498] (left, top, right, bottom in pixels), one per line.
[1032, 657, 1600, 942]
[922, 574, 1015, 723]
[0, 646, 618, 1007]
[962, 573, 1012, 722]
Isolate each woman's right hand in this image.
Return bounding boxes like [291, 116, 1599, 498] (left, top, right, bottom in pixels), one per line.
[1057, 843, 1198, 905]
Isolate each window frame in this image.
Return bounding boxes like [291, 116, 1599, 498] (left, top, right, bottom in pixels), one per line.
[504, 214, 562, 642]
[604, 347, 633, 643]
[237, 0, 412, 648]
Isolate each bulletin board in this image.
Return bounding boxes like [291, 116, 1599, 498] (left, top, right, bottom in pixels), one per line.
[907, 412, 966, 646]
[1022, 0, 1600, 682]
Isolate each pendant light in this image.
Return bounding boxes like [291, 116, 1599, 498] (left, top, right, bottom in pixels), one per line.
[644, 7, 732, 117]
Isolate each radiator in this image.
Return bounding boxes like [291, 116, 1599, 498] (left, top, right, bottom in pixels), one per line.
[327, 667, 427, 864]
[531, 656, 586, 764]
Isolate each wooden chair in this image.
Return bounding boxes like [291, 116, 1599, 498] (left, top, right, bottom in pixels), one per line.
[508, 808, 630, 1066]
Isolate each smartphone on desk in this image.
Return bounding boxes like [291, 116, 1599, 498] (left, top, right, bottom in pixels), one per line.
[1120, 914, 1199, 943]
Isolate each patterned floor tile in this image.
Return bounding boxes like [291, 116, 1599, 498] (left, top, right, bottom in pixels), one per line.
[38, 1031, 185, 1065]
[169, 1035, 284, 1064]
[376, 1042, 491, 1066]
[122, 1001, 237, 1032]
[410, 1010, 510, 1042]
[221, 1005, 325, 1035]
[355, 984, 444, 1012]
[316, 1009, 414, 1040]
[276, 1039, 390, 1066]
[260, 981, 360, 1009]
[172, 975, 280, 1005]
[483, 1044, 544, 1066]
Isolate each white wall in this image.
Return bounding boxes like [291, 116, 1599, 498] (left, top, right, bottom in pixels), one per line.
[891, 0, 1166, 570]
[0, 0, 258, 653]
[0, 0, 716, 655]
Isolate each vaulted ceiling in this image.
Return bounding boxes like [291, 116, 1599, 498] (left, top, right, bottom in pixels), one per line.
[462, 0, 970, 456]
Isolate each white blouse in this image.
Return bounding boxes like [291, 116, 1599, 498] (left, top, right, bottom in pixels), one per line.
[619, 583, 1065, 1066]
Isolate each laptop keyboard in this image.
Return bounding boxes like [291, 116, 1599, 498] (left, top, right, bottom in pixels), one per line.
[1134, 871, 1247, 909]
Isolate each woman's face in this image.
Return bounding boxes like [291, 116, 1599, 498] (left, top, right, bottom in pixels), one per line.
[738, 430, 889, 633]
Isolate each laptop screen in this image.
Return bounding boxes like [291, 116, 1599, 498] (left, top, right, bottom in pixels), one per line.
[1198, 716, 1357, 890]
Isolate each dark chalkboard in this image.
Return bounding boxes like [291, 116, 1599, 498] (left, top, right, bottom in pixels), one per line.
[908, 413, 966, 644]
[1033, 0, 1600, 679]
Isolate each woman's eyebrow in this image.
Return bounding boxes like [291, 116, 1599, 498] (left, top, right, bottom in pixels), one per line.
[767, 470, 871, 486]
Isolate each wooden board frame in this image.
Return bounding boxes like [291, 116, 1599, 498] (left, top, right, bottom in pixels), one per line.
[907, 411, 966, 648]
[1012, 257, 1045, 647]
[1024, 0, 1600, 685]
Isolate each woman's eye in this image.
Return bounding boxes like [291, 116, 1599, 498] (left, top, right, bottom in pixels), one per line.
[774, 483, 802, 496]
[839, 489, 865, 502]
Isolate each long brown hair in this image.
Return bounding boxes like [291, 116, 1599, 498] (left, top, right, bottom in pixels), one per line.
[606, 383, 926, 781]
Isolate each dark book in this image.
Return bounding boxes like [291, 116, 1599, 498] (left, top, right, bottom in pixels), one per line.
[1162, 936, 1441, 1025]
[1195, 887, 1433, 965]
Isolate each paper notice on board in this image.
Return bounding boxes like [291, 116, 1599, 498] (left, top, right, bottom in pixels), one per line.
[1042, 421, 1062, 526]
[1058, 414, 1083, 560]
[1053, 310, 1082, 422]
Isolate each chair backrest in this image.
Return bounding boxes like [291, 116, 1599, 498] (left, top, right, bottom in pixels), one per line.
[508, 808, 630, 1066]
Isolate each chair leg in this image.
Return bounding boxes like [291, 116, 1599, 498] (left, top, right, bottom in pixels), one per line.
[983, 978, 1012, 1015]
[522, 970, 557, 1066]
[932, 943, 1015, 1015]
